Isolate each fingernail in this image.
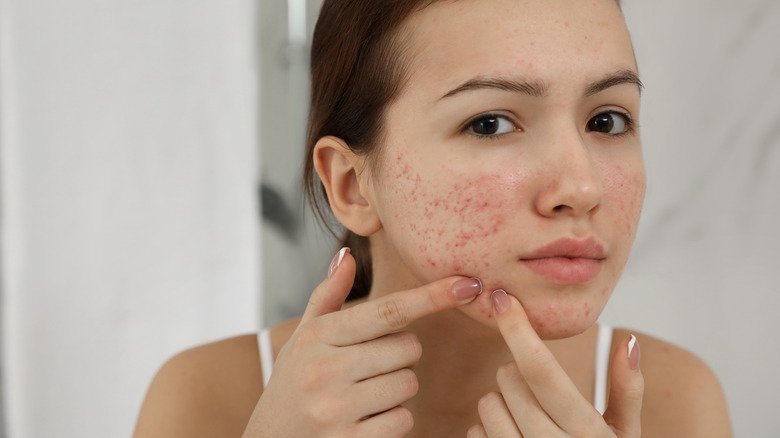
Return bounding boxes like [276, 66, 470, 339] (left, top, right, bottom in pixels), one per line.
[328, 247, 350, 278]
[491, 289, 511, 314]
[452, 277, 483, 300]
[628, 334, 640, 370]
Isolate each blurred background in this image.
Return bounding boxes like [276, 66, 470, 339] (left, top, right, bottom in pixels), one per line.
[0, 0, 777, 436]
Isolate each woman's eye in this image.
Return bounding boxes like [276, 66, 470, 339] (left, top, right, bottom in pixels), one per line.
[587, 111, 633, 136]
[466, 114, 516, 137]
[587, 111, 628, 135]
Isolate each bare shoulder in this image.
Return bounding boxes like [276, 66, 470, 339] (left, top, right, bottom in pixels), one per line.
[133, 333, 265, 438]
[612, 327, 732, 437]
[133, 315, 307, 438]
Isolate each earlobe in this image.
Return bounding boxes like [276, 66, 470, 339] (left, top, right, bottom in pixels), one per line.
[312, 136, 382, 237]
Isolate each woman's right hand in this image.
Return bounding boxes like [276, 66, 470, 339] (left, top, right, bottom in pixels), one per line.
[242, 248, 483, 437]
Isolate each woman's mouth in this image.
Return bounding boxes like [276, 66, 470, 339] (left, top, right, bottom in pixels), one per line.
[519, 237, 606, 285]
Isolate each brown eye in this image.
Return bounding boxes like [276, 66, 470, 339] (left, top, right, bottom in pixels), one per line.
[587, 111, 631, 135]
[467, 114, 516, 137]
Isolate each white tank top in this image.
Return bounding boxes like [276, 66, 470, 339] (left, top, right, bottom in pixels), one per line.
[257, 323, 613, 414]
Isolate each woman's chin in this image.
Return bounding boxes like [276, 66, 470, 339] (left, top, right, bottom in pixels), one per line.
[456, 289, 599, 340]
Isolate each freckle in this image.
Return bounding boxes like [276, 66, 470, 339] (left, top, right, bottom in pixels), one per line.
[664, 390, 672, 399]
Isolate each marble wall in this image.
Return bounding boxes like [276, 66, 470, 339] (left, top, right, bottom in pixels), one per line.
[602, 1, 780, 436]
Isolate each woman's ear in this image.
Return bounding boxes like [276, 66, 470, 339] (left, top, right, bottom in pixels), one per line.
[312, 136, 382, 236]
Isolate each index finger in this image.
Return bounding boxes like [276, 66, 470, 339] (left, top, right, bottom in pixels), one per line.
[491, 289, 600, 429]
[324, 276, 483, 346]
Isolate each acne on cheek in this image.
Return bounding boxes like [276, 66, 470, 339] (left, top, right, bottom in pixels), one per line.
[389, 153, 512, 274]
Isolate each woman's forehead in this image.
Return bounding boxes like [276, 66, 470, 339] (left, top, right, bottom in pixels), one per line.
[398, 0, 636, 101]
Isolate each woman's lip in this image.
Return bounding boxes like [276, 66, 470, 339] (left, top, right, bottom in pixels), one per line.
[526, 237, 606, 259]
[519, 257, 603, 285]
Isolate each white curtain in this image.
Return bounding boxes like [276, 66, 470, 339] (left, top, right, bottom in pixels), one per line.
[0, 0, 260, 436]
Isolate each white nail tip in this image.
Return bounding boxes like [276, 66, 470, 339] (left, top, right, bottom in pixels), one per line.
[328, 247, 349, 278]
[336, 247, 348, 265]
[627, 334, 637, 359]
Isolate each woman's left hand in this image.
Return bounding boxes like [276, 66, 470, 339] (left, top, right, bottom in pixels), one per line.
[467, 289, 644, 438]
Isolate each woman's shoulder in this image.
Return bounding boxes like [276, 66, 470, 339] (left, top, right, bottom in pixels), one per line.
[610, 327, 732, 437]
[134, 326, 293, 437]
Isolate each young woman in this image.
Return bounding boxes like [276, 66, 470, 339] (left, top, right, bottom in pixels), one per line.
[134, 0, 732, 436]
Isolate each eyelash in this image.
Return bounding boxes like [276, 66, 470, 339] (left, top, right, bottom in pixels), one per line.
[461, 110, 636, 141]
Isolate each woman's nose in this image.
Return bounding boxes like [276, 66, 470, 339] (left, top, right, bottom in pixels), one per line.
[534, 137, 603, 218]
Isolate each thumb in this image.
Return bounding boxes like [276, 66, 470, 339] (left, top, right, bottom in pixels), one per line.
[300, 247, 356, 323]
[602, 334, 644, 437]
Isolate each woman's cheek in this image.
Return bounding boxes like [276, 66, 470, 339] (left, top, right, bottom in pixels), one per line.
[603, 163, 646, 241]
[383, 153, 514, 278]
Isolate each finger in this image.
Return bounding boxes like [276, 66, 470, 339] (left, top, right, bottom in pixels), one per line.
[344, 331, 422, 382]
[353, 406, 414, 438]
[491, 289, 601, 430]
[349, 368, 419, 420]
[466, 424, 488, 438]
[300, 247, 355, 323]
[496, 362, 562, 436]
[477, 392, 524, 438]
[603, 334, 644, 437]
[325, 276, 483, 346]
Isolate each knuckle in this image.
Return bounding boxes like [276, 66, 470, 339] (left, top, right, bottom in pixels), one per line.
[300, 358, 335, 392]
[524, 344, 553, 374]
[398, 368, 420, 397]
[308, 399, 337, 426]
[496, 362, 519, 384]
[477, 392, 502, 414]
[574, 423, 604, 438]
[299, 368, 324, 392]
[401, 332, 423, 360]
[377, 299, 410, 330]
[466, 424, 484, 438]
[394, 407, 415, 434]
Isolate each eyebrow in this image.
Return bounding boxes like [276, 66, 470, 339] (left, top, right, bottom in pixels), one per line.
[439, 69, 643, 100]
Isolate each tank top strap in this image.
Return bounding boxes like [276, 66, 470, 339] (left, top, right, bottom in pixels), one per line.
[258, 328, 274, 388]
[258, 324, 615, 406]
[593, 323, 613, 414]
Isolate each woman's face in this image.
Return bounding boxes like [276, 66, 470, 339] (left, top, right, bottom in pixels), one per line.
[364, 0, 645, 339]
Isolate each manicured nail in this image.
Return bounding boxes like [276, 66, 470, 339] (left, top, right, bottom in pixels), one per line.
[328, 247, 350, 278]
[628, 334, 640, 370]
[452, 277, 483, 300]
[492, 289, 511, 314]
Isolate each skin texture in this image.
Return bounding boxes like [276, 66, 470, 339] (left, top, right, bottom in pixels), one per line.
[359, 0, 645, 339]
[133, 1, 733, 437]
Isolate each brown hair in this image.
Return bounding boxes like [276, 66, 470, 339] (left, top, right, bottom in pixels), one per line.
[303, 0, 433, 300]
[302, 0, 624, 300]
